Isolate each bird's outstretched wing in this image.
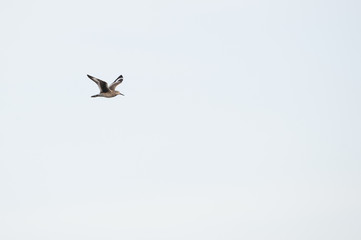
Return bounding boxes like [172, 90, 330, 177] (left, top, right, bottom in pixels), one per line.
[87, 74, 110, 93]
[109, 75, 123, 91]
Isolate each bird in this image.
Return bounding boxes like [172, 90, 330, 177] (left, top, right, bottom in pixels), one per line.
[87, 74, 124, 98]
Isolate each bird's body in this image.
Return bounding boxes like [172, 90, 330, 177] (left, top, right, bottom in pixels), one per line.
[87, 74, 124, 98]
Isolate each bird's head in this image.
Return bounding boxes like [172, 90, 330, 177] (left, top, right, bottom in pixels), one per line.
[115, 91, 124, 96]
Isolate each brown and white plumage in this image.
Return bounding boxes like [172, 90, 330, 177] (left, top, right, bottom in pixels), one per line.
[87, 74, 124, 98]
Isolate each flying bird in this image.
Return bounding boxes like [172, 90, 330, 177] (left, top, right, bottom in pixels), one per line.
[87, 74, 124, 98]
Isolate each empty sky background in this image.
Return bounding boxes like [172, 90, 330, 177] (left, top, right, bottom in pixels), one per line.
[1, 0, 360, 239]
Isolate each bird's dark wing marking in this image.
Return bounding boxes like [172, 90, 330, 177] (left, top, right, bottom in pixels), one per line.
[87, 74, 110, 93]
[109, 75, 123, 91]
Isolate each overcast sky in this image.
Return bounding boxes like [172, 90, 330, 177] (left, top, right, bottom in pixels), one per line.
[1, 0, 360, 239]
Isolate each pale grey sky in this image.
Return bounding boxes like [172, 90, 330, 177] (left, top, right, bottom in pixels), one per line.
[1, 0, 360, 239]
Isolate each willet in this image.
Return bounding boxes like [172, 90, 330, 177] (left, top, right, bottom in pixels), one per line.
[87, 74, 124, 98]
